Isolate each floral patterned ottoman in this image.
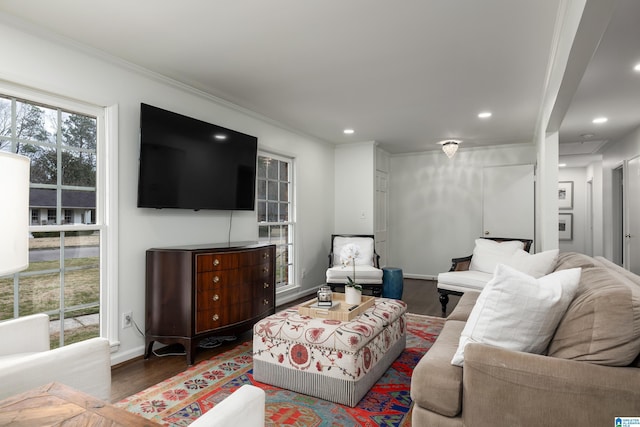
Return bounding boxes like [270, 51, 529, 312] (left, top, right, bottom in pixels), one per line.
[252, 298, 407, 407]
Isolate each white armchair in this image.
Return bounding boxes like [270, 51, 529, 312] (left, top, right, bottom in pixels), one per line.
[0, 313, 111, 401]
[326, 234, 383, 296]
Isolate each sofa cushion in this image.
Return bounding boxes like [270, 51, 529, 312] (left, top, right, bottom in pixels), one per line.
[447, 291, 480, 322]
[410, 319, 465, 417]
[451, 264, 581, 366]
[548, 266, 640, 366]
[468, 239, 524, 274]
[554, 251, 596, 271]
[504, 248, 559, 278]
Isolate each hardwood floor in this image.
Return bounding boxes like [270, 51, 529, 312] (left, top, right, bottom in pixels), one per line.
[109, 278, 459, 403]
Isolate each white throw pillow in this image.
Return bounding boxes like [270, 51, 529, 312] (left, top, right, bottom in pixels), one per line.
[332, 236, 375, 266]
[504, 248, 559, 278]
[468, 239, 525, 274]
[451, 264, 581, 367]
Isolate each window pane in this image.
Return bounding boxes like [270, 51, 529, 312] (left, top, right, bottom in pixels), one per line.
[16, 100, 55, 144]
[257, 201, 266, 222]
[0, 275, 14, 320]
[279, 182, 288, 201]
[279, 162, 288, 181]
[258, 225, 269, 239]
[257, 179, 266, 200]
[279, 203, 288, 222]
[257, 156, 269, 179]
[267, 202, 278, 222]
[61, 112, 97, 149]
[0, 97, 10, 137]
[25, 145, 57, 185]
[267, 160, 278, 180]
[267, 181, 277, 201]
[61, 151, 97, 186]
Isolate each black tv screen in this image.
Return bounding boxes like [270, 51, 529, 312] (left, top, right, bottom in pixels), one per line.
[137, 104, 257, 210]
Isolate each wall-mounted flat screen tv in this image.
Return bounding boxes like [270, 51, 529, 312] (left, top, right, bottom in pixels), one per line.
[137, 103, 258, 210]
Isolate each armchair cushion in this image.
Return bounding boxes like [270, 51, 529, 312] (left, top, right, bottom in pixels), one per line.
[468, 239, 524, 274]
[326, 264, 383, 284]
[451, 264, 581, 366]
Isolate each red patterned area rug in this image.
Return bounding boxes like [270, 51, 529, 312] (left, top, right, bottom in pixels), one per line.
[116, 313, 444, 427]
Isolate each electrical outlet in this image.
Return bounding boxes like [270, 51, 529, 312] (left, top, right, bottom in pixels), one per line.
[122, 311, 133, 329]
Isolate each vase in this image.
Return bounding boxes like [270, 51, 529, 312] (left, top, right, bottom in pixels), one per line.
[345, 286, 362, 305]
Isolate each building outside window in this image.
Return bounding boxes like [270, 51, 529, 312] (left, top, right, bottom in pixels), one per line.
[0, 92, 104, 348]
[257, 153, 294, 289]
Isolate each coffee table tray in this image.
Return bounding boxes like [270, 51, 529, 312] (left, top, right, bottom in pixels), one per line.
[298, 293, 375, 321]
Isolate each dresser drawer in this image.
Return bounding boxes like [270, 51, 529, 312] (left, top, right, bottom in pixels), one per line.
[196, 253, 239, 272]
[196, 270, 241, 291]
[195, 304, 254, 334]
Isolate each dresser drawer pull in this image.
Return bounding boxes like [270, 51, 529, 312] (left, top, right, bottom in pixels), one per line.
[213, 276, 220, 283]
[263, 267, 269, 273]
[213, 258, 220, 267]
[263, 252, 269, 259]
[263, 299, 270, 305]
[212, 314, 219, 321]
[263, 282, 270, 289]
[212, 294, 219, 301]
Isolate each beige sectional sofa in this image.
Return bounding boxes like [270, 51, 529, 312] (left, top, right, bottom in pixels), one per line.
[411, 252, 640, 426]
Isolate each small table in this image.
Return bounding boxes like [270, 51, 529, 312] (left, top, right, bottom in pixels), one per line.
[382, 267, 404, 299]
[0, 382, 157, 426]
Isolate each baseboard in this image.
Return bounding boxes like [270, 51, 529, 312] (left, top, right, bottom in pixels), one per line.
[403, 273, 437, 281]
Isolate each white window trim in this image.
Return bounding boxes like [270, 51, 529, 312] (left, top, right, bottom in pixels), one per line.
[0, 81, 119, 353]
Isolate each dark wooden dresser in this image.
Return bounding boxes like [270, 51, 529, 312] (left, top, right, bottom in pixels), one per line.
[144, 242, 276, 364]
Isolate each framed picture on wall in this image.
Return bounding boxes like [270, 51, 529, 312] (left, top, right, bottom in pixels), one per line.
[558, 181, 574, 209]
[559, 213, 573, 241]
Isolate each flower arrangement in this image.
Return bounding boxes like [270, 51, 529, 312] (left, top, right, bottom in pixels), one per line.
[340, 243, 362, 292]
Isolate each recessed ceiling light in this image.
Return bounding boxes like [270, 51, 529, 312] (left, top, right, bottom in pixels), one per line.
[559, 163, 567, 167]
[634, 63, 640, 72]
[592, 117, 608, 124]
[343, 129, 355, 135]
[580, 133, 595, 138]
[478, 112, 492, 119]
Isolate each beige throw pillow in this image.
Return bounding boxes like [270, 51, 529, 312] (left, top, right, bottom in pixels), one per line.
[451, 264, 581, 366]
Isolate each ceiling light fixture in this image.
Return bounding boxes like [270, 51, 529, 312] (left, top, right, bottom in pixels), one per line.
[343, 129, 354, 135]
[634, 63, 640, 72]
[439, 139, 461, 159]
[592, 117, 608, 124]
[559, 163, 567, 167]
[478, 112, 492, 119]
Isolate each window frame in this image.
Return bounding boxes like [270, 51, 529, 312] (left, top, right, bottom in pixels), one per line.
[0, 82, 119, 349]
[257, 151, 295, 291]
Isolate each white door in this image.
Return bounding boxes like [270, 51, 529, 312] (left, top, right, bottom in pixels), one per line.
[375, 170, 388, 267]
[626, 156, 640, 274]
[482, 164, 535, 244]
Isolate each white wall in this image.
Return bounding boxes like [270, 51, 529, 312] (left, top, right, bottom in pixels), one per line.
[388, 143, 536, 279]
[601, 125, 640, 260]
[0, 20, 335, 364]
[334, 142, 375, 234]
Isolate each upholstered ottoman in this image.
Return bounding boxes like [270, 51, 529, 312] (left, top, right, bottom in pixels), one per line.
[252, 298, 407, 407]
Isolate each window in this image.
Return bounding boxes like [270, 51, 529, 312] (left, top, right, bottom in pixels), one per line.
[257, 153, 294, 289]
[0, 91, 109, 349]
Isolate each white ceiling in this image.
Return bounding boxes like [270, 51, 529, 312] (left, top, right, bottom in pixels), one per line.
[0, 0, 637, 157]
